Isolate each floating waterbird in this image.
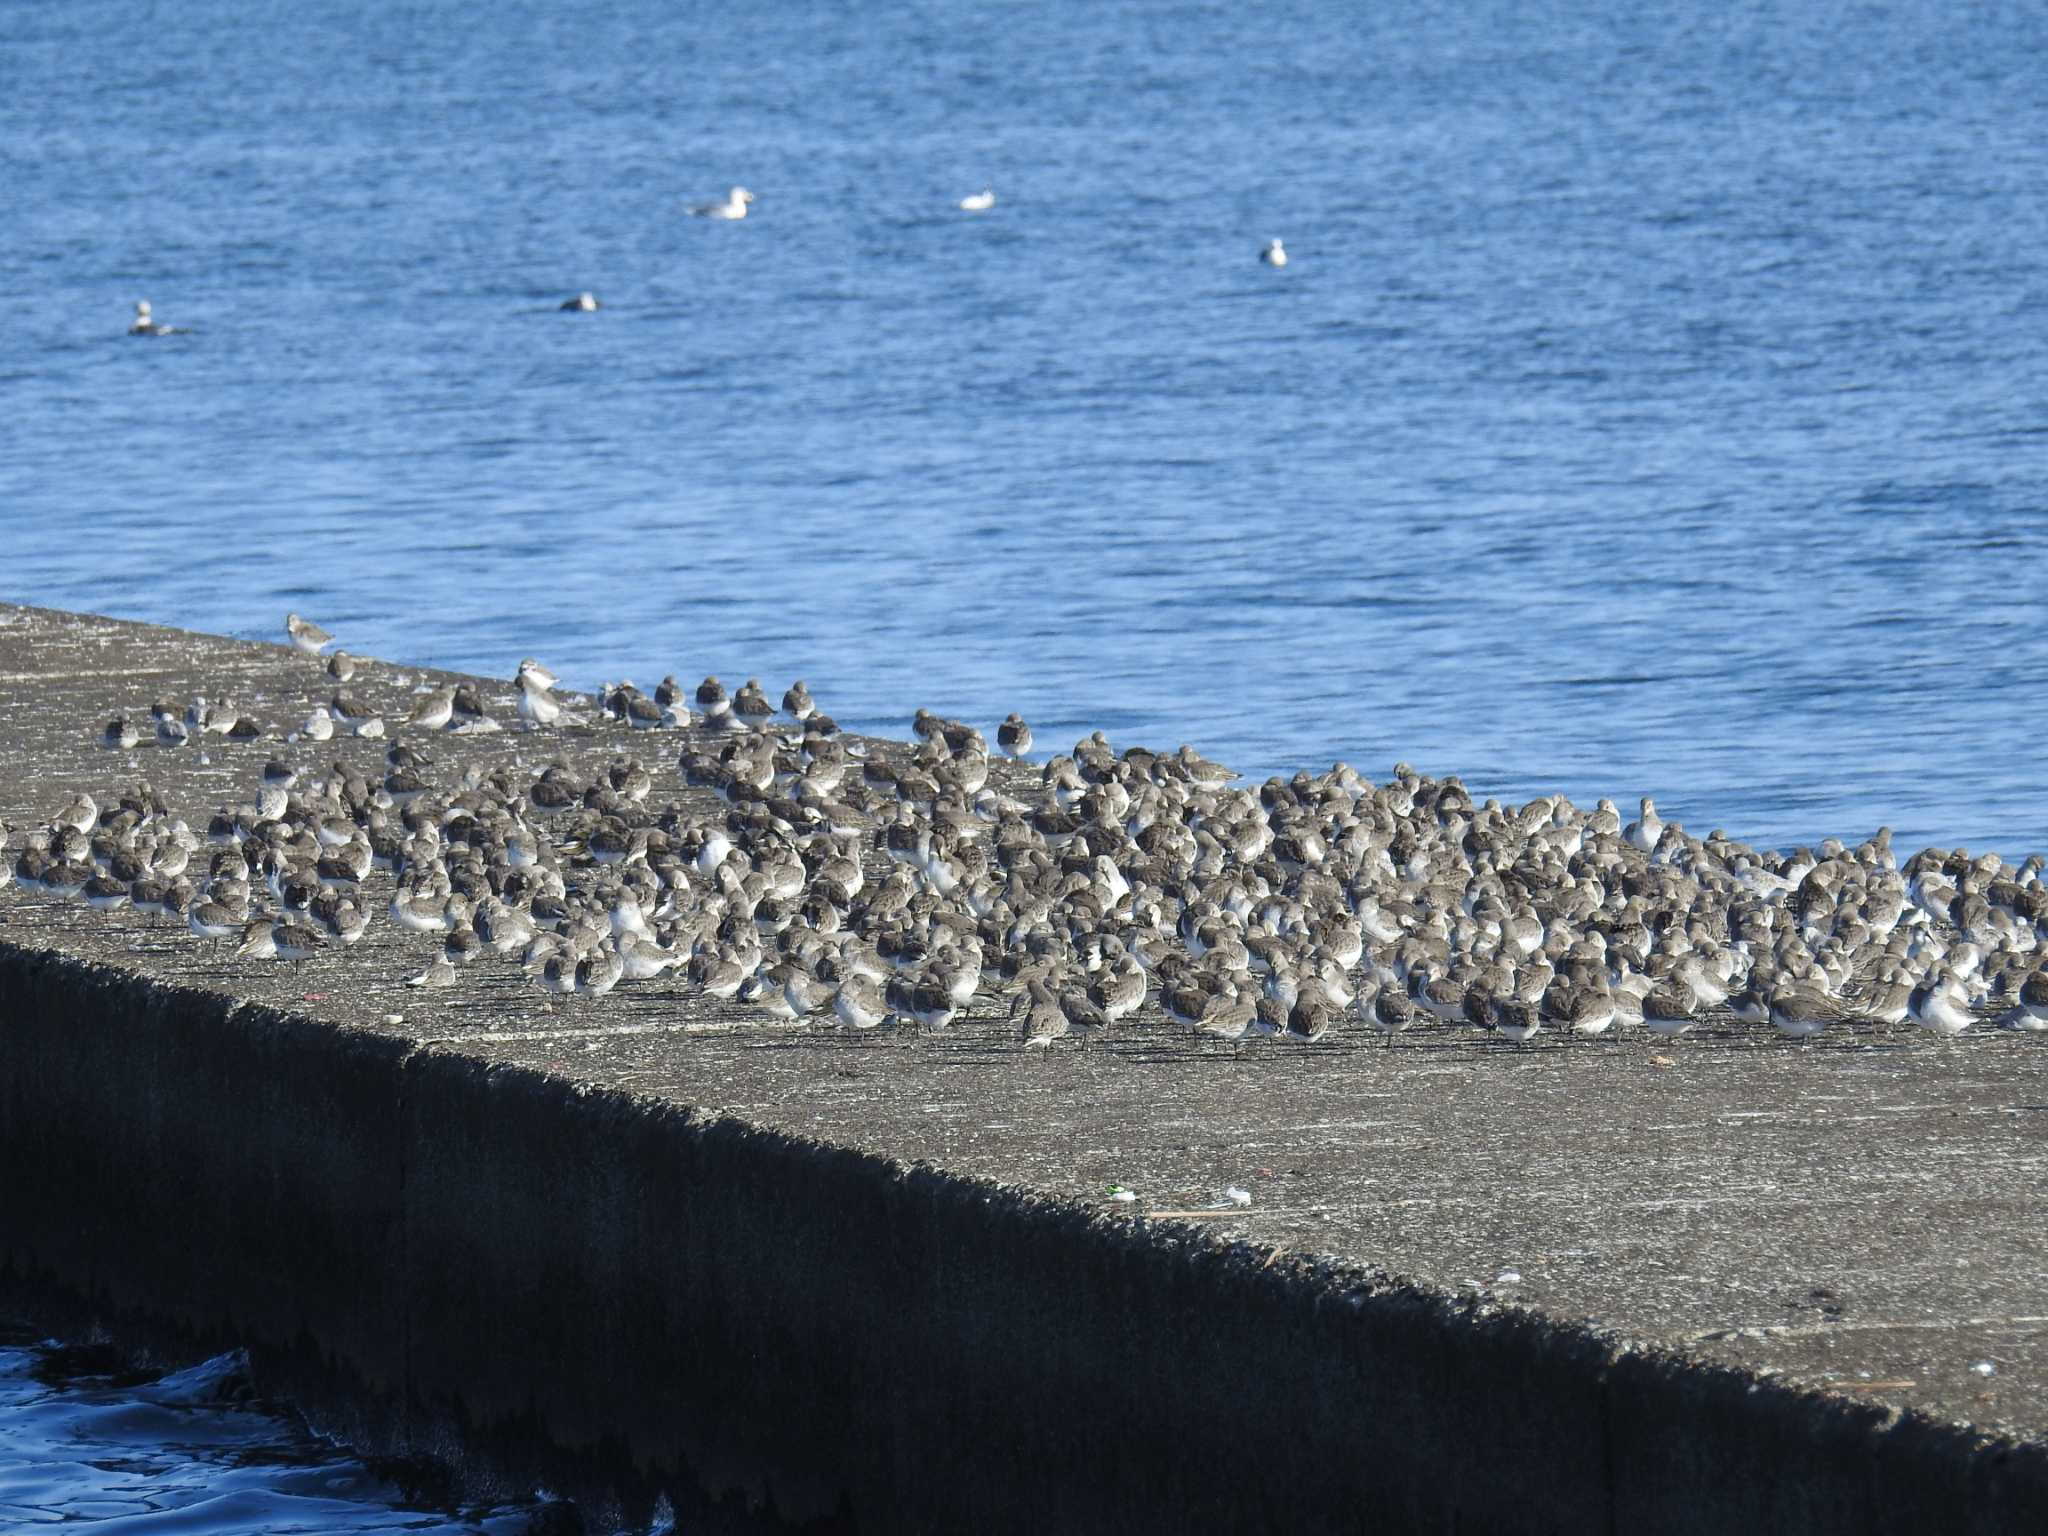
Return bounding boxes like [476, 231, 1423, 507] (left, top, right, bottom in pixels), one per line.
[129, 300, 182, 336]
[688, 186, 755, 219]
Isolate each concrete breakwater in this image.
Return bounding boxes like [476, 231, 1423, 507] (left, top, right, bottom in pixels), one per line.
[1, 603, 2046, 1533]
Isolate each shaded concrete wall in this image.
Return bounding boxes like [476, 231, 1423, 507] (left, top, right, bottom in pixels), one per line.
[3, 939, 2043, 1534]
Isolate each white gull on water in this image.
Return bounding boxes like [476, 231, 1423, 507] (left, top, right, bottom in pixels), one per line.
[688, 186, 755, 219]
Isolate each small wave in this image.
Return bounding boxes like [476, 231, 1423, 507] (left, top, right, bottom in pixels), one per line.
[0, 1332, 572, 1535]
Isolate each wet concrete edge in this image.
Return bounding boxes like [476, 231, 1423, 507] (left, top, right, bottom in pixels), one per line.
[3, 939, 2044, 1535]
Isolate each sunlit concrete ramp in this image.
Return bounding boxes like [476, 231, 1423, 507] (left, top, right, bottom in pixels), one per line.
[0, 604, 2043, 1534]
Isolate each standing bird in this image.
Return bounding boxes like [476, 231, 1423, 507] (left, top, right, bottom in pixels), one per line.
[516, 657, 560, 691]
[731, 679, 776, 733]
[407, 686, 457, 730]
[1624, 797, 1664, 854]
[449, 683, 493, 729]
[1640, 982, 1697, 1041]
[1285, 986, 1337, 1043]
[1015, 986, 1070, 1050]
[516, 659, 562, 729]
[694, 676, 731, 726]
[286, 613, 334, 655]
[1998, 968, 2048, 1032]
[1768, 981, 1846, 1042]
[1909, 971, 1976, 1039]
[1492, 997, 1543, 1047]
[187, 899, 243, 953]
[1363, 985, 1415, 1045]
[997, 713, 1033, 758]
[834, 974, 888, 1031]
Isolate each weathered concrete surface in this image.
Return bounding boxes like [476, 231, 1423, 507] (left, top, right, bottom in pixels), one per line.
[1, 603, 2045, 1532]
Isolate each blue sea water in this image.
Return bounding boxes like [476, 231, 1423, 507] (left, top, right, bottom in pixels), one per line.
[0, 1327, 566, 1533]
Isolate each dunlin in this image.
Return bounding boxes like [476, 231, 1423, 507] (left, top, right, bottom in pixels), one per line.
[286, 612, 334, 655]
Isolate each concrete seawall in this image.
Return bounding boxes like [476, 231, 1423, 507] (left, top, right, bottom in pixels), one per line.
[3, 604, 2046, 1532]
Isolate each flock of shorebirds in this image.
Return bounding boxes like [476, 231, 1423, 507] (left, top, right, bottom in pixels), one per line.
[5, 611, 2047, 1053]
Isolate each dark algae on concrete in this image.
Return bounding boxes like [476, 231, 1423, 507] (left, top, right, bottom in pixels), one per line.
[1, 604, 2045, 1533]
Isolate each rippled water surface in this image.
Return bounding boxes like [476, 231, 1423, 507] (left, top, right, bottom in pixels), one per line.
[4, 0, 2046, 854]
[0, 1328, 562, 1533]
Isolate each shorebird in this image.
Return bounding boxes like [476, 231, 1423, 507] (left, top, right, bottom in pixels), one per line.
[407, 956, 459, 989]
[516, 660, 562, 729]
[1908, 971, 1976, 1038]
[694, 676, 730, 723]
[286, 612, 334, 655]
[451, 683, 492, 728]
[1480, 994, 1535, 1046]
[731, 679, 776, 733]
[1624, 797, 1663, 854]
[1286, 986, 1338, 1043]
[152, 704, 190, 748]
[234, 919, 278, 960]
[186, 696, 238, 736]
[1543, 981, 1616, 1041]
[2002, 968, 2048, 1031]
[773, 960, 832, 1020]
[576, 945, 625, 1000]
[537, 953, 580, 998]
[1089, 960, 1146, 1023]
[1197, 987, 1258, 1046]
[390, 885, 457, 935]
[1360, 984, 1413, 1044]
[407, 686, 456, 730]
[187, 899, 242, 952]
[1014, 978, 1070, 1049]
[330, 693, 384, 738]
[273, 921, 327, 961]
[1259, 239, 1287, 267]
[82, 874, 130, 914]
[1640, 982, 1697, 1040]
[835, 974, 888, 1031]
[1409, 965, 1466, 1024]
[997, 713, 1033, 758]
[1768, 982, 1847, 1041]
[692, 949, 748, 1000]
